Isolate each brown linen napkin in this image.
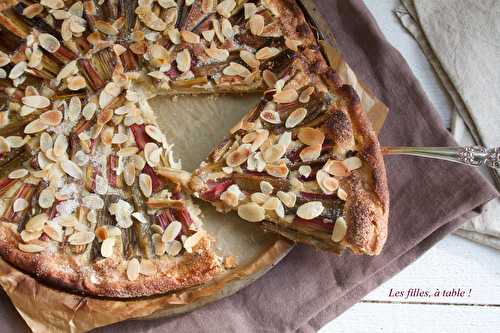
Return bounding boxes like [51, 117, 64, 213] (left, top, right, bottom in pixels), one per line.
[395, 0, 500, 250]
[0, 1, 497, 332]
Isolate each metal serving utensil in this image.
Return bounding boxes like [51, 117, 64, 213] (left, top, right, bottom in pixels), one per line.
[382, 146, 500, 170]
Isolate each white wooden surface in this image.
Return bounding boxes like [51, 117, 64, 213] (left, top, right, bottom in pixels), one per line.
[320, 1, 500, 332]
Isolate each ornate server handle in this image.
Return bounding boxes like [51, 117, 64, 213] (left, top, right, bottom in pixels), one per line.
[382, 146, 500, 170]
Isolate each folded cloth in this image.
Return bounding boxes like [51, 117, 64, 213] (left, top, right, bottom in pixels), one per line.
[396, 0, 500, 250]
[0, 1, 497, 332]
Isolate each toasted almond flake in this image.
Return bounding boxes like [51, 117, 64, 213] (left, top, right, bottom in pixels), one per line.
[39, 33, 60, 53]
[260, 181, 274, 195]
[18, 243, 45, 253]
[316, 169, 339, 194]
[68, 231, 95, 245]
[69, 18, 86, 34]
[67, 75, 87, 90]
[323, 159, 350, 177]
[144, 125, 163, 143]
[41, 0, 64, 9]
[0, 137, 10, 153]
[8, 168, 28, 179]
[111, 133, 128, 144]
[202, 29, 215, 42]
[262, 196, 280, 210]
[244, 3, 257, 18]
[221, 18, 234, 39]
[131, 212, 148, 224]
[82, 103, 97, 120]
[13, 198, 28, 212]
[262, 69, 277, 88]
[201, 0, 215, 13]
[167, 28, 181, 44]
[332, 216, 347, 242]
[23, 3, 44, 18]
[220, 190, 239, 207]
[277, 191, 296, 208]
[337, 187, 348, 201]
[117, 146, 139, 157]
[20, 229, 43, 242]
[265, 160, 289, 178]
[100, 126, 114, 145]
[181, 30, 200, 44]
[343, 156, 362, 171]
[273, 89, 298, 104]
[53, 134, 68, 157]
[216, 0, 236, 17]
[39, 110, 63, 126]
[284, 37, 302, 52]
[285, 107, 307, 128]
[297, 127, 325, 146]
[9, 61, 27, 79]
[251, 192, 268, 204]
[249, 14, 265, 35]
[223, 62, 251, 77]
[6, 136, 26, 148]
[239, 50, 260, 68]
[205, 43, 230, 61]
[139, 173, 152, 197]
[163, 220, 182, 242]
[226, 144, 251, 167]
[176, 49, 191, 73]
[114, 105, 130, 115]
[56, 215, 77, 228]
[60, 160, 83, 179]
[127, 258, 140, 280]
[255, 47, 280, 60]
[95, 20, 119, 35]
[165, 239, 182, 256]
[39, 187, 55, 208]
[101, 238, 115, 257]
[238, 202, 265, 222]
[262, 144, 286, 163]
[299, 86, 315, 103]
[22, 95, 50, 109]
[299, 144, 321, 162]
[141, 11, 167, 31]
[140, 259, 157, 276]
[260, 109, 281, 124]
[25, 213, 48, 232]
[0, 51, 9, 67]
[83, 194, 104, 210]
[43, 224, 63, 242]
[157, 0, 177, 8]
[183, 231, 204, 253]
[297, 201, 324, 220]
[298, 165, 312, 178]
[123, 162, 136, 186]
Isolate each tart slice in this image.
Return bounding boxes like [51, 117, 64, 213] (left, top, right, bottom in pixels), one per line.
[191, 57, 389, 255]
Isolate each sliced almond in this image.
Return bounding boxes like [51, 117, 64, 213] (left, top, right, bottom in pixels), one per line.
[226, 144, 251, 167]
[343, 156, 362, 171]
[181, 30, 200, 44]
[145, 125, 164, 142]
[18, 243, 45, 253]
[260, 109, 281, 124]
[53, 134, 68, 157]
[176, 49, 191, 73]
[223, 62, 251, 77]
[100, 125, 114, 145]
[273, 89, 298, 104]
[82, 194, 104, 210]
[163, 220, 182, 242]
[117, 146, 139, 157]
[262, 69, 277, 87]
[249, 14, 265, 35]
[95, 226, 109, 241]
[68, 231, 95, 245]
[43, 223, 63, 242]
[13, 198, 28, 212]
[202, 29, 215, 42]
[167, 28, 181, 44]
[240, 50, 260, 69]
[6, 136, 27, 149]
[316, 169, 339, 194]
[255, 47, 280, 60]
[299, 144, 321, 162]
[67, 75, 87, 90]
[284, 37, 302, 52]
[24, 119, 48, 134]
[165, 239, 182, 256]
[183, 231, 204, 253]
[25, 213, 48, 232]
[8, 168, 28, 179]
[60, 160, 83, 179]
[124, 162, 136, 186]
[216, 0, 236, 17]
[82, 103, 97, 120]
[40, 110, 63, 126]
[262, 144, 286, 163]
[299, 86, 315, 103]
[277, 191, 297, 208]
[285, 107, 307, 128]
[95, 20, 119, 35]
[23, 3, 44, 18]
[101, 238, 115, 257]
[132, 212, 148, 224]
[55, 215, 78, 227]
[238, 203, 265, 222]
[297, 127, 325, 146]
[22, 95, 50, 109]
[332, 216, 347, 242]
[39, 33, 60, 53]
[139, 173, 152, 197]
[221, 18, 234, 39]
[297, 201, 324, 220]
[9, 61, 27, 79]
[205, 43, 230, 62]
[112, 133, 128, 144]
[323, 159, 350, 177]
[337, 187, 348, 201]
[127, 258, 140, 281]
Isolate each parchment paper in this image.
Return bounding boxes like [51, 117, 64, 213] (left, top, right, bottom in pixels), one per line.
[0, 17, 389, 333]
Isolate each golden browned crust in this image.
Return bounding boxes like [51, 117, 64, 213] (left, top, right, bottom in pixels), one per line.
[0, 224, 221, 298]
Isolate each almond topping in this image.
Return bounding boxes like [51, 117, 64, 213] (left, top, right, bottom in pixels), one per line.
[255, 47, 280, 60]
[299, 86, 315, 103]
[226, 144, 251, 167]
[38, 186, 55, 209]
[68, 231, 95, 245]
[285, 37, 302, 52]
[139, 173, 153, 197]
[297, 201, 324, 220]
[23, 4, 44, 18]
[260, 109, 281, 124]
[216, 0, 236, 17]
[18, 243, 45, 253]
[24, 118, 48, 134]
[249, 14, 265, 35]
[95, 226, 109, 241]
[273, 89, 298, 104]
[299, 165, 312, 178]
[124, 162, 136, 186]
[238, 203, 266, 222]
[240, 50, 260, 68]
[323, 159, 350, 177]
[163, 220, 182, 242]
[262, 70, 277, 87]
[262, 144, 286, 163]
[223, 62, 251, 77]
[165, 240, 182, 256]
[181, 30, 200, 44]
[8, 168, 28, 179]
[299, 144, 321, 162]
[60, 160, 83, 179]
[176, 49, 191, 73]
[202, 0, 215, 13]
[40, 110, 63, 126]
[265, 160, 289, 178]
[39, 33, 60, 53]
[101, 238, 115, 257]
[205, 43, 230, 61]
[13, 198, 28, 212]
[44, 223, 63, 242]
[285, 107, 307, 128]
[316, 169, 339, 194]
[140, 259, 157, 276]
[343, 156, 362, 171]
[22, 95, 50, 109]
[277, 191, 297, 208]
[25, 213, 48, 232]
[337, 187, 348, 201]
[332, 216, 347, 242]
[145, 125, 164, 142]
[67, 75, 87, 90]
[53, 134, 68, 157]
[127, 258, 140, 281]
[95, 20, 119, 35]
[297, 127, 325, 146]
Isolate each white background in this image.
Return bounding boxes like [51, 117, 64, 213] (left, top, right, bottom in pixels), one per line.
[320, 1, 500, 332]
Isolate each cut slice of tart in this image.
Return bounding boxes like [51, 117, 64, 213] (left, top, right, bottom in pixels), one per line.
[191, 55, 389, 255]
